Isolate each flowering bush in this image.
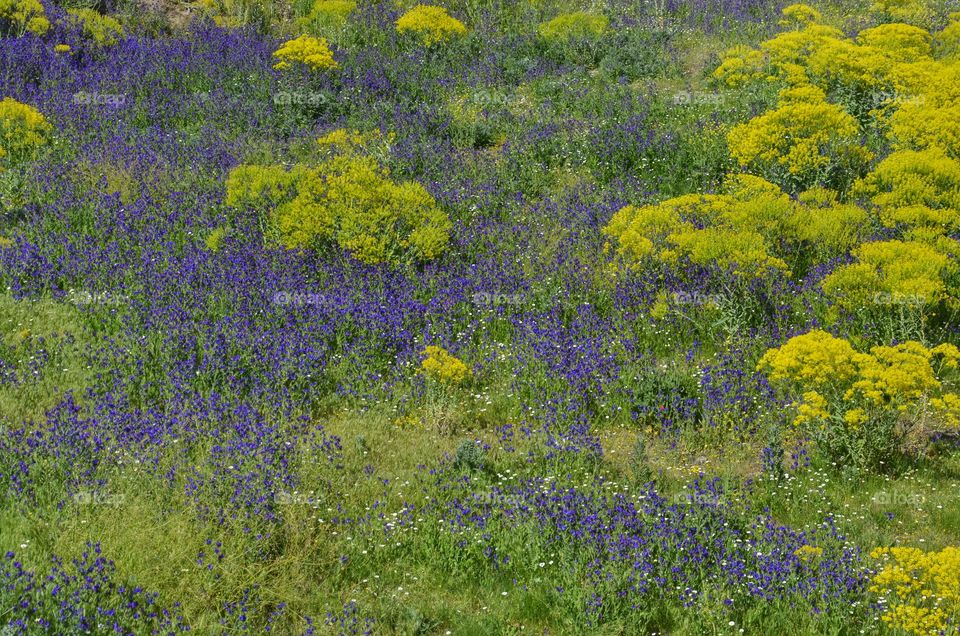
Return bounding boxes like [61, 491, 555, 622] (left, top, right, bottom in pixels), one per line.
[420, 346, 471, 384]
[298, 0, 355, 33]
[852, 147, 960, 234]
[66, 8, 124, 47]
[0, 97, 52, 167]
[272, 35, 338, 71]
[602, 191, 789, 278]
[870, 546, 960, 635]
[758, 331, 960, 468]
[0, 0, 48, 36]
[727, 84, 871, 191]
[821, 240, 956, 311]
[225, 130, 450, 264]
[395, 5, 467, 46]
[537, 11, 608, 43]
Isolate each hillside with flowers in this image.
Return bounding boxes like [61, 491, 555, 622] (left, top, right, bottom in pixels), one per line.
[2, 0, 960, 633]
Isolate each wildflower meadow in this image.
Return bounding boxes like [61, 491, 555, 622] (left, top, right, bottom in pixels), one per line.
[2, 0, 960, 633]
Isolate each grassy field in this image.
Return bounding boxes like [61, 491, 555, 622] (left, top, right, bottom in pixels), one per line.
[2, 0, 960, 633]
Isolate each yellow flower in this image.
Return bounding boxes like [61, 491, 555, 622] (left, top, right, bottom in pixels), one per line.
[537, 11, 608, 43]
[420, 346, 471, 384]
[225, 145, 450, 264]
[66, 8, 124, 47]
[793, 544, 824, 561]
[273, 35, 338, 71]
[0, 0, 49, 36]
[395, 5, 467, 46]
[0, 97, 52, 165]
[54, 43, 71, 53]
[870, 546, 960, 635]
[727, 88, 871, 188]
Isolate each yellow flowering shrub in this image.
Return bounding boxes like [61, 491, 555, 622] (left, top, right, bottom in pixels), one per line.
[604, 175, 868, 277]
[225, 133, 450, 265]
[537, 11, 608, 43]
[936, 12, 960, 57]
[888, 103, 960, 158]
[856, 23, 932, 61]
[821, 240, 955, 309]
[712, 45, 768, 88]
[777, 3, 821, 28]
[758, 332, 960, 467]
[0, 0, 49, 36]
[273, 35, 338, 71]
[0, 97, 52, 166]
[757, 330, 867, 389]
[852, 147, 960, 231]
[205, 227, 226, 252]
[395, 5, 467, 46]
[869, 0, 932, 26]
[66, 8, 124, 47]
[224, 164, 307, 210]
[298, 0, 355, 33]
[602, 191, 789, 278]
[420, 346, 471, 384]
[793, 544, 824, 561]
[870, 546, 960, 635]
[727, 85, 871, 190]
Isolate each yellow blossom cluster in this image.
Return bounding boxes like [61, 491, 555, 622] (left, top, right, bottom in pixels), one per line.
[66, 8, 124, 47]
[821, 239, 955, 310]
[603, 174, 868, 277]
[727, 84, 871, 189]
[420, 346, 472, 384]
[395, 5, 467, 46]
[537, 11, 608, 43]
[0, 97, 52, 167]
[298, 0, 355, 33]
[758, 330, 959, 428]
[273, 35, 338, 71]
[225, 130, 450, 265]
[0, 0, 49, 36]
[870, 546, 960, 635]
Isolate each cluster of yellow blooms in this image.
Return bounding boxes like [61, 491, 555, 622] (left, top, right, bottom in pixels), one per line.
[602, 174, 869, 277]
[395, 5, 467, 46]
[0, 97, 52, 167]
[66, 8, 124, 47]
[870, 546, 960, 635]
[273, 35, 339, 71]
[716, 3, 960, 196]
[420, 346, 471, 384]
[757, 330, 960, 427]
[298, 0, 355, 33]
[537, 11, 608, 43]
[822, 239, 956, 310]
[225, 129, 450, 265]
[727, 84, 871, 188]
[0, 0, 49, 36]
